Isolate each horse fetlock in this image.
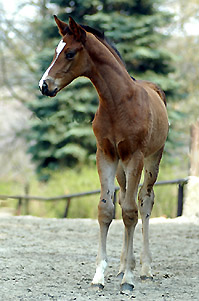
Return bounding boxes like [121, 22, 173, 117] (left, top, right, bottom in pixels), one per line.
[92, 259, 107, 286]
[121, 270, 135, 288]
[140, 263, 153, 279]
[140, 252, 152, 279]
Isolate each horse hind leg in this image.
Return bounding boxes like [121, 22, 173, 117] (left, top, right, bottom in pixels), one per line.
[138, 147, 163, 279]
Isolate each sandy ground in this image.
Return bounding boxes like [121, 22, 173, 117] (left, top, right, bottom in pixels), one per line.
[0, 216, 199, 301]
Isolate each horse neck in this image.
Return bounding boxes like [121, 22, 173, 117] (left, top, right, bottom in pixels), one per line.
[85, 34, 134, 108]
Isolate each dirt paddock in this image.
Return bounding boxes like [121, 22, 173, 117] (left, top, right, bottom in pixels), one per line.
[0, 216, 199, 301]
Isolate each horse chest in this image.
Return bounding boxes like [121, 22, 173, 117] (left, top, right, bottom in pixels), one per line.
[93, 125, 144, 162]
[92, 107, 148, 161]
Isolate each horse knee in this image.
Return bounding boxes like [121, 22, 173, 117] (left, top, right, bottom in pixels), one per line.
[138, 187, 154, 217]
[122, 204, 138, 227]
[98, 199, 114, 225]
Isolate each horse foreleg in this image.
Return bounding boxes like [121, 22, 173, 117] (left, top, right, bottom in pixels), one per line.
[116, 161, 127, 277]
[138, 148, 163, 279]
[91, 149, 118, 289]
[120, 151, 144, 291]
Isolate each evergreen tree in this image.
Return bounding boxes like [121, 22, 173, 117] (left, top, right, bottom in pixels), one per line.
[27, 0, 177, 180]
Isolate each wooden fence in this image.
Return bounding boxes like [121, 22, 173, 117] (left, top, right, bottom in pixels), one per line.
[0, 178, 188, 218]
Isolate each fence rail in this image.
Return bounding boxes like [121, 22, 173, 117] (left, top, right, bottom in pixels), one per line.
[0, 178, 188, 218]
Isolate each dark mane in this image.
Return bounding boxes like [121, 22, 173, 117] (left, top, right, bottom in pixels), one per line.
[80, 25, 105, 40]
[81, 24, 136, 81]
[65, 22, 136, 80]
[80, 24, 125, 65]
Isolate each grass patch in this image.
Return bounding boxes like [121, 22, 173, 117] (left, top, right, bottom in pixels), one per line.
[0, 160, 188, 218]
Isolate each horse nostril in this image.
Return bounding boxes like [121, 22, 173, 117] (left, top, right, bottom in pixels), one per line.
[41, 80, 49, 95]
[39, 79, 58, 97]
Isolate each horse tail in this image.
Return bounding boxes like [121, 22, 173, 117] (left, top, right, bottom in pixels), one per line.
[152, 84, 167, 107]
[137, 80, 167, 107]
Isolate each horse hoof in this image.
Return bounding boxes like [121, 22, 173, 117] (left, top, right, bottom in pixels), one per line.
[140, 275, 153, 281]
[117, 272, 124, 279]
[91, 283, 104, 291]
[120, 282, 134, 293]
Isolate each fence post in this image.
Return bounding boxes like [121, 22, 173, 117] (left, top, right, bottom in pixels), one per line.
[17, 198, 22, 215]
[63, 198, 71, 218]
[177, 184, 184, 217]
[24, 183, 30, 215]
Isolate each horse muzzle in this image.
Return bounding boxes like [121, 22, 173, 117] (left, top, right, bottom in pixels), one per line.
[39, 79, 58, 97]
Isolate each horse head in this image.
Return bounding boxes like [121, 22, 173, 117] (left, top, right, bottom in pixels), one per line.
[39, 16, 88, 97]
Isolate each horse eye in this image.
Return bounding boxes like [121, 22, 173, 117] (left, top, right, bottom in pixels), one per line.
[65, 51, 76, 60]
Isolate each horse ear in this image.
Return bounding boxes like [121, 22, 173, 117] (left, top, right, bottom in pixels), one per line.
[54, 15, 68, 36]
[69, 17, 86, 44]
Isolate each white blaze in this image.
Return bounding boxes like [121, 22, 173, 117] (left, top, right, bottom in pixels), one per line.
[39, 39, 66, 89]
[56, 39, 66, 54]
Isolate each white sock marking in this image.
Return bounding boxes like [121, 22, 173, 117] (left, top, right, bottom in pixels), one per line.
[92, 260, 107, 285]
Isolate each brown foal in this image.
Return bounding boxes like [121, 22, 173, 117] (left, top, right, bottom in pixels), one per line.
[39, 16, 168, 292]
